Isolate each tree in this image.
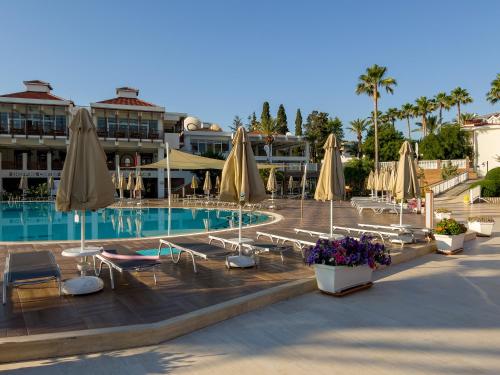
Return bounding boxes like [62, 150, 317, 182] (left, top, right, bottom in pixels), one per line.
[450, 87, 473, 125]
[348, 118, 368, 158]
[276, 104, 288, 134]
[295, 108, 303, 136]
[459, 112, 477, 124]
[247, 112, 259, 131]
[414, 96, 436, 137]
[255, 115, 277, 146]
[385, 107, 400, 128]
[415, 115, 440, 135]
[363, 123, 405, 162]
[355, 64, 397, 171]
[231, 115, 243, 132]
[328, 117, 344, 143]
[303, 111, 330, 162]
[399, 103, 415, 139]
[261, 101, 271, 125]
[486, 73, 500, 104]
[419, 124, 473, 160]
[434, 92, 452, 124]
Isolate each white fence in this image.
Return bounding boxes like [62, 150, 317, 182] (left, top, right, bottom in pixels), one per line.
[379, 159, 467, 170]
[429, 171, 468, 195]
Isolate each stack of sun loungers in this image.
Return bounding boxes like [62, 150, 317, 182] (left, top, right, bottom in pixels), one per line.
[350, 197, 402, 215]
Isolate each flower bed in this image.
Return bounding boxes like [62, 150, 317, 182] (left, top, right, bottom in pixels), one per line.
[467, 216, 495, 237]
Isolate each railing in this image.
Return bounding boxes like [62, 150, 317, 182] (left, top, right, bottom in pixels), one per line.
[380, 159, 468, 170]
[0, 126, 67, 137]
[96, 129, 159, 140]
[429, 171, 468, 195]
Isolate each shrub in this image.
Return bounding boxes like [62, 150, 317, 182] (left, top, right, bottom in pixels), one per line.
[435, 219, 467, 235]
[441, 161, 459, 180]
[485, 167, 500, 182]
[343, 158, 372, 195]
[305, 236, 391, 269]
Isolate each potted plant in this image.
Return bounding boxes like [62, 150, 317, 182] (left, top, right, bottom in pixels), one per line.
[305, 236, 391, 294]
[434, 218, 467, 254]
[434, 208, 452, 220]
[467, 216, 495, 237]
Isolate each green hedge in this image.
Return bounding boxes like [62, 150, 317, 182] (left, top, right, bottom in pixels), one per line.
[471, 167, 500, 197]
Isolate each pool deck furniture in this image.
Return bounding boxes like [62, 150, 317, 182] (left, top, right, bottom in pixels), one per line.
[255, 231, 316, 258]
[208, 235, 292, 263]
[157, 239, 211, 273]
[96, 249, 162, 289]
[3, 250, 61, 305]
[61, 246, 105, 295]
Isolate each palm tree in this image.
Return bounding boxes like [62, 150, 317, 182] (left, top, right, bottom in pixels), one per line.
[486, 73, 500, 104]
[434, 92, 452, 124]
[355, 64, 397, 171]
[414, 96, 436, 137]
[385, 107, 400, 128]
[347, 118, 368, 158]
[399, 103, 415, 139]
[414, 115, 440, 135]
[255, 116, 277, 161]
[459, 112, 477, 124]
[450, 87, 473, 125]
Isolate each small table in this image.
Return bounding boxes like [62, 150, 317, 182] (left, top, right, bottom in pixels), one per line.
[61, 246, 104, 295]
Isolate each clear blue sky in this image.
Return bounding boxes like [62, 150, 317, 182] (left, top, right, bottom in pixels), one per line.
[1, 0, 499, 139]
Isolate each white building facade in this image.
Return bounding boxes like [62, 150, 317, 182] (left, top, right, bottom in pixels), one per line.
[462, 112, 500, 176]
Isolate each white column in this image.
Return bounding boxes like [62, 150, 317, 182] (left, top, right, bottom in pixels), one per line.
[157, 147, 165, 198]
[47, 151, 52, 171]
[22, 152, 28, 170]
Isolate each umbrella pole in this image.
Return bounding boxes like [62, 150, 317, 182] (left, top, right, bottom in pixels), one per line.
[239, 204, 243, 256]
[330, 200, 333, 238]
[80, 209, 85, 252]
[400, 200, 403, 227]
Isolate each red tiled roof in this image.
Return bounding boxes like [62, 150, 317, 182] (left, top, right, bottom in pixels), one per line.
[96, 97, 157, 107]
[0, 91, 66, 101]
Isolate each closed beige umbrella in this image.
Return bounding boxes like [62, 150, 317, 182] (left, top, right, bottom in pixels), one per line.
[56, 108, 115, 251]
[118, 172, 127, 200]
[203, 171, 212, 197]
[215, 175, 221, 192]
[288, 175, 294, 194]
[111, 173, 117, 189]
[127, 172, 135, 198]
[220, 126, 266, 268]
[47, 176, 54, 193]
[314, 133, 345, 237]
[266, 167, 277, 205]
[394, 141, 420, 227]
[191, 175, 199, 195]
[135, 172, 144, 200]
[19, 175, 28, 191]
[366, 170, 374, 193]
[389, 167, 397, 197]
[378, 168, 387, 197]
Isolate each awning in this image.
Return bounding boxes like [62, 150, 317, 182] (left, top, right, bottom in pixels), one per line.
[140, 148, 277, 170]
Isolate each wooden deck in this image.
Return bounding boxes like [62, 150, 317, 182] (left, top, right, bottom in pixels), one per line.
[0, 200, 425, 338]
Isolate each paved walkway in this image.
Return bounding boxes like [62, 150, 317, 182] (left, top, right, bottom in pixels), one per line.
[2, 212, 500, 374]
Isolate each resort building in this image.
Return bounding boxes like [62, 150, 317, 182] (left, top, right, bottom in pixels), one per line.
[0, 80, 313, 199]
[462, 112, 500, 176]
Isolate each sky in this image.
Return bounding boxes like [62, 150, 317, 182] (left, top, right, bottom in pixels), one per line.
[1, 0, 499, 139]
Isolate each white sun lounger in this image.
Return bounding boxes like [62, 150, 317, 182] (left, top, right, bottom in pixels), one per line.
[355, 203, 399, 214]
[255, 231, 316, 258]
[207, 235, 292, 263]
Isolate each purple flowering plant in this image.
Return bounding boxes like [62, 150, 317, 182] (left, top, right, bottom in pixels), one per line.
[305, 235, 391, 269]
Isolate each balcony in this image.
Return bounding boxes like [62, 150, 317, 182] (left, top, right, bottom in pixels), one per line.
[96, 129, 159, 141]
[0, 126, 67, 137]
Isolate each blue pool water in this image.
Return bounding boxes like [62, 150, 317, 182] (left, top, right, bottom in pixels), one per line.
[0, 202, 271, 242]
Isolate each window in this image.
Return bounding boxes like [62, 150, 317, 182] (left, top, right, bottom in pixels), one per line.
[43, 115, 55, 132]
[191, 142, 199, 152]
[97, 117, 107, 130]
[0, 113, 8, 128]
[55, 116, 66, 131]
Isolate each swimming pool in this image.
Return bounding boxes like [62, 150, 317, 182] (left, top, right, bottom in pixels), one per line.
[0, 202, 272, 242]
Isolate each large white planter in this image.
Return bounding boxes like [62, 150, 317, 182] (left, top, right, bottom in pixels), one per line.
[435, 212, 451, 220]
[314, 264, 373, 294]
[468, 221, 494, 237]
[434, 233, 465, 253]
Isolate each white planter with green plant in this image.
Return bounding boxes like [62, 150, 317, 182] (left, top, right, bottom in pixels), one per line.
[467, 216, 495, 237]
[434, 218, 467, 253]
